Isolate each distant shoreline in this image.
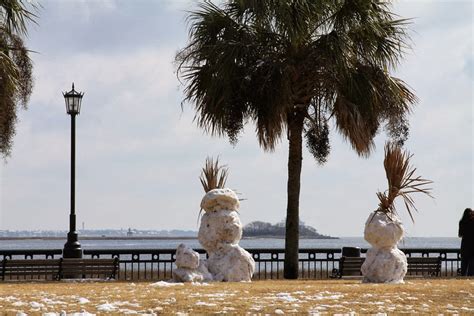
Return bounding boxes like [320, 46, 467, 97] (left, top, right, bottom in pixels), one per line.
[243, 236, 338, 240]
[0, 235, 338, 241]
[0, 236, 199, 241]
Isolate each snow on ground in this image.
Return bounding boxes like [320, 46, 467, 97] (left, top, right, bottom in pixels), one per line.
[15, 312, 97, 316]
[273, 292, 300, 302]
[195, 301, 217, 307]
[96, 302, 116, 312]
[0, 279, 472, 314]
[149, 281, 184, 287]
[305, 291, 345, 301]
[77, 297, 90, 304]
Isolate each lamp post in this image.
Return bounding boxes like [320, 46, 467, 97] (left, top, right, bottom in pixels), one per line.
[62, 83, 84, 258]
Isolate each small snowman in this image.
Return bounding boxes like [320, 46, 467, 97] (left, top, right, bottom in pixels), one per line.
[172, 243, 213, 282]
[173, 158, 255, 282]
[361, 142, 432, 283]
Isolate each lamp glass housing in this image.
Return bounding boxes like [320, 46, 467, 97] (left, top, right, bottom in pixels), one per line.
[63, 83, 84, 115]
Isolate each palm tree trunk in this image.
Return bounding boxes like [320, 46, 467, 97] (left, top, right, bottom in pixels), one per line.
[284, 110, 305, 279]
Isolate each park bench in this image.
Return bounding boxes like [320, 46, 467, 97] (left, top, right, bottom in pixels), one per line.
[1, 257, 119, 281]
[331, 256, 442, 279]
[406, 257, 441, 277]
[1, 259, 62, 281]
[331, 256, 365, 278]
[59, 258, 119, 280]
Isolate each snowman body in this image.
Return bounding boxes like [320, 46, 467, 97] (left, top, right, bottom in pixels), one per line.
[361, 211, 407, 283]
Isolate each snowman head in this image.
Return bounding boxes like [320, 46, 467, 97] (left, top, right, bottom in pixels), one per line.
[200, 188, 239, 212]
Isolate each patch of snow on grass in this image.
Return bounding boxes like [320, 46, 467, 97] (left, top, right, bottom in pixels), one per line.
[117, 308, 139, 314]
[42, 298, 67, 305]
[77, 297, 90, 304]
[149, 281, 184, 287]
[203, 293, 235, 298]
[308, 309, 322, 315]
[274, 309, 285, 314]
[97, 302, 117, 311]
[195, 301, 217, 307]
[191, 282, 210, 286]
[189, 293, 202, 298]
[68, 311, 96, 316]
[406, 297, 418, 300]
[113, 301, 140, 307]
[0, 296, 17, 302]
[275, 292, 300, 302]
[30, 301, 44, 309]
[292, 291, 306, 295]
[222, 307, 236, 311]
[162, 297, 176, 305]
[249, 306, 263, 311]
[306, 292, 344, 301]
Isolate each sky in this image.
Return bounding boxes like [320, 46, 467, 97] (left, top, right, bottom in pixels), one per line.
[0, 0, 472, 237]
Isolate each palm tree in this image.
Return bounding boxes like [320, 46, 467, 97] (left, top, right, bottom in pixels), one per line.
[176, 0, 416, 279]
[0, 0, 36, 158]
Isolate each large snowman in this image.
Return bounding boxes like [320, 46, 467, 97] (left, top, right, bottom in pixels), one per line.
[173, 188, 255, 282]
[360, 142, 432, 283]
[361, 211, 407, 283]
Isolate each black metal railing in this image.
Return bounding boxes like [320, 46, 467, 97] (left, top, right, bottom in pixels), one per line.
[84, 248, 205, 280]
[0, 247, 461, 281]
[249, 248, 341, 280]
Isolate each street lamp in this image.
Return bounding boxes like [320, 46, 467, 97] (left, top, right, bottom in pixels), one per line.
[62, 83, 84, 258]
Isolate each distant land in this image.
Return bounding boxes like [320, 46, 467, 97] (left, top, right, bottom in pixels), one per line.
[0, 229, 197, 239]
[0, 221, 336, 240]
[243, 221, 337, 239]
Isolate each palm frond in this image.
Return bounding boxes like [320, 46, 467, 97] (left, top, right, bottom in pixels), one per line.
[376, 142, 433, 222]
[0, 0, 36, 158]
[177, 0, 416, 160]
[0, 0, 38, 36]
[199, 156, 229, 193]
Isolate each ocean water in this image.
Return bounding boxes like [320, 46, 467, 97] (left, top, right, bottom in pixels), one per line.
[0, 237, 461, 251]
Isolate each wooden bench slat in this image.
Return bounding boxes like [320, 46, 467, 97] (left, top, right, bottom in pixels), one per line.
[407, 258, 439, 263]
[4, 261, 61, 266]
[2, 271, 58, 275]
[60, 269, 117, 273]
[61, 260, 115, 262]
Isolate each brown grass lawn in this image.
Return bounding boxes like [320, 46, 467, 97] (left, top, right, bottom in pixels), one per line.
[0, 278, 473, 315]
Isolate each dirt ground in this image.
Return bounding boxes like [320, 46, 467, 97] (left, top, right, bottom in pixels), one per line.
[0, 278, 473, 315]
